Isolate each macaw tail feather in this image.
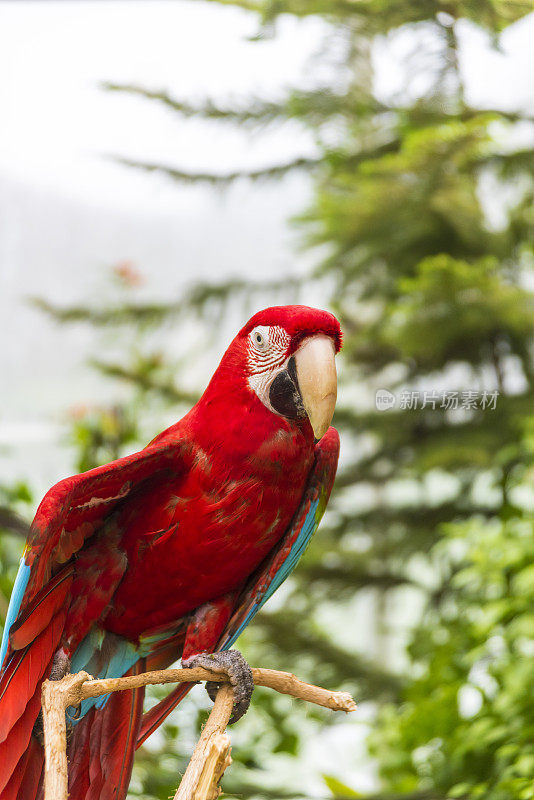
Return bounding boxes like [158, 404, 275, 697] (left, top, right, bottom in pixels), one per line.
[0, 609, 67, 797]
[0, 677, 45, 798]
[0, 608, 66, 745]
[67, 659, 145, 800]
[1, 737, 44, 800]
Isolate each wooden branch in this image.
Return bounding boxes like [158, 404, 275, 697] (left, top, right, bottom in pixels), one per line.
[41, 671, 92, 800]
[73, 665, 356, 712]
[174, 684, 234, 800]
[252, 667, 356, 711]
[41, 666, 356, 800]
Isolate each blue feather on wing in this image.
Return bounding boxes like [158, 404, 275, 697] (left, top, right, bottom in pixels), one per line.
[0, 557, 31, 669]
[220, 497, 321, 650]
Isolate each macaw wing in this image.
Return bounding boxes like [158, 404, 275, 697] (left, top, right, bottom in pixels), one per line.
[217, 426, 339, 651]
[0, 436, 188, 670]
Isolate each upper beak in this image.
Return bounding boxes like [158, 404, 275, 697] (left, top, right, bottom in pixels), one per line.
[294, 335, 337, 439]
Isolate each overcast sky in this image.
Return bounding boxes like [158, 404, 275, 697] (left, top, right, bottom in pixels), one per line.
[0, 3, 533, 209]
[0, 1, 324, 209]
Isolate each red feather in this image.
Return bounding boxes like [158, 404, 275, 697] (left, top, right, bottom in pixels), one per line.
[24, 443, 186, 610]
[68, 708, 94, 800]
[87, 705, 106, 800]
[99, 660, 146, 800]
[1, 750, 30, 800]
[9, 566, 73, 651]
[0, 673, 47, 794]
[143, 630, 186, 672]
[0, 736, 43, 800]
[66, 662, 145, 800]
[18, 738, 45, 800]
[0, 611, 65, 742]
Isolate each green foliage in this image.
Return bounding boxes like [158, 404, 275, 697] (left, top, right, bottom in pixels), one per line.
[69, 405, 139, 473]
[370, 513, 534, 800]
[375, 254, 534, 372]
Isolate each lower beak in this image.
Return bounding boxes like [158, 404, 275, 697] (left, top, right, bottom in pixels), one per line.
[294, 335, 337, 439]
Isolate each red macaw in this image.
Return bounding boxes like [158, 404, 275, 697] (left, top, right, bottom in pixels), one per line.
[0, 305, 341, 800]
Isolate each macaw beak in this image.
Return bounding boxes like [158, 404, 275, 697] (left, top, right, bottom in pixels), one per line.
[267, 334, 337, 438]
[294, 335, 337, 439]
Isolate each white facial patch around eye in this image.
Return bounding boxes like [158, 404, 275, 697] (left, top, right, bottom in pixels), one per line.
[248, 326, 290, 374]
[247, 326, 292, 408]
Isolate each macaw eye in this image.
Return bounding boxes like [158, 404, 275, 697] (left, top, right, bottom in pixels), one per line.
[251, 327, 269, 351]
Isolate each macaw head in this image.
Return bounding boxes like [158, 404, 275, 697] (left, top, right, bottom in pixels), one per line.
[207, 305, 342, 441]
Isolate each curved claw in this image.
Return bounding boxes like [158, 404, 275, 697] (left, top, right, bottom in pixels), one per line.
[182, 649, 254, 724]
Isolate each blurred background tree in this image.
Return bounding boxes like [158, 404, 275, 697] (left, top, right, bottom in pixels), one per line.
[3, 1, 534, 798]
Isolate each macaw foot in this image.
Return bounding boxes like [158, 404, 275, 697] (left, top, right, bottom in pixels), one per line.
[182, 649, 254, 724]
[49, 648, 72, 681]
